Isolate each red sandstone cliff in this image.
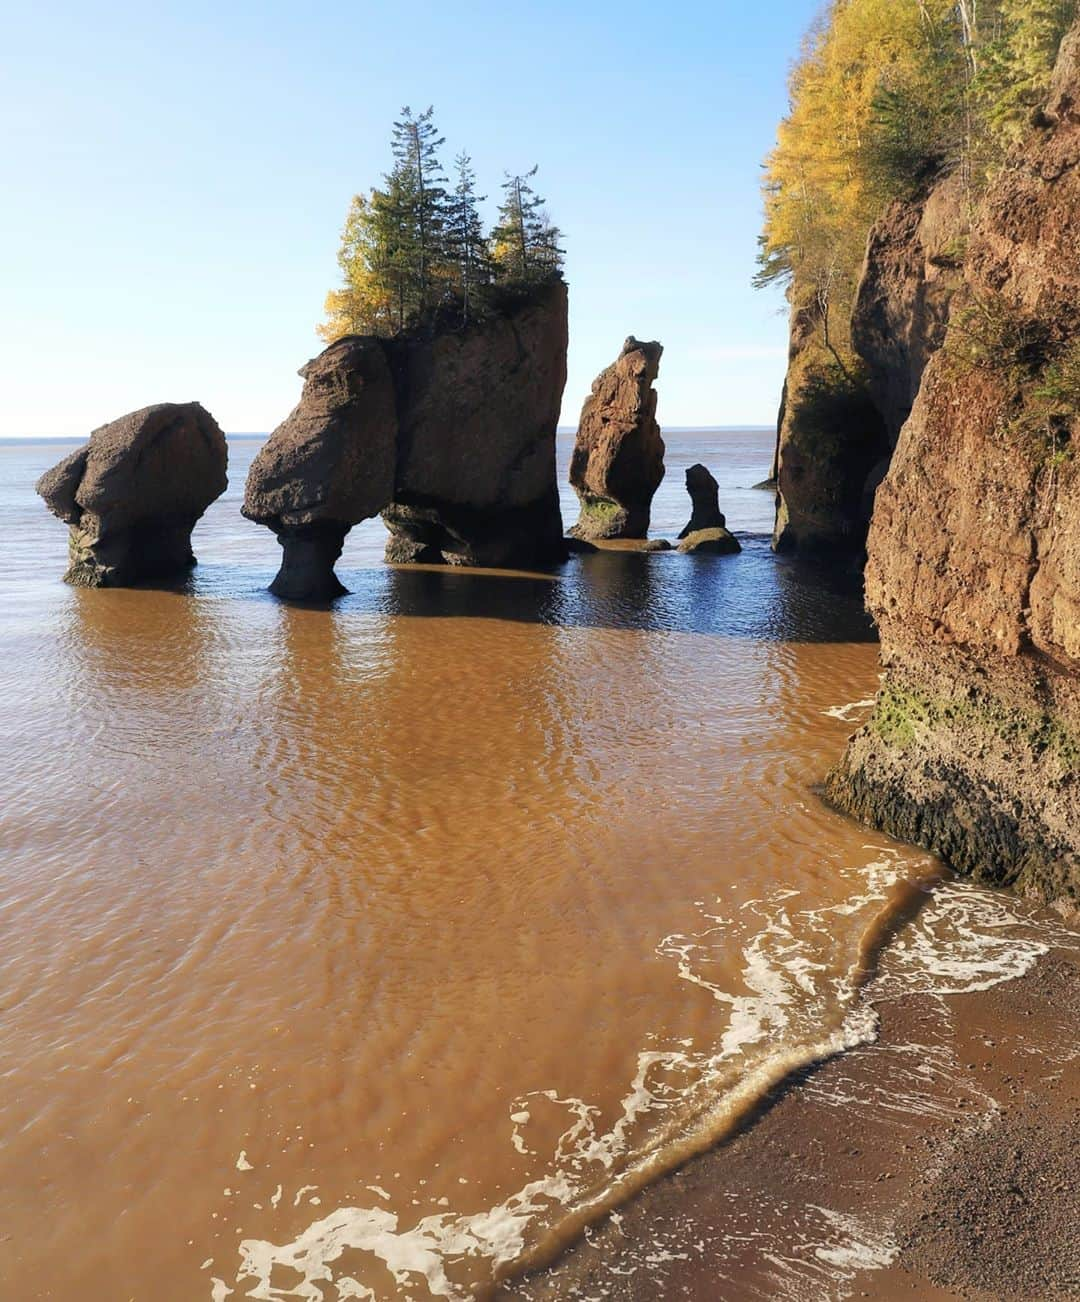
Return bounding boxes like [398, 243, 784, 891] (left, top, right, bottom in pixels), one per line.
[828, 20, 1080, 918]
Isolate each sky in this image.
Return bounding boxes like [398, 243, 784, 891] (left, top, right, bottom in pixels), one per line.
[0, 0, 820, 437]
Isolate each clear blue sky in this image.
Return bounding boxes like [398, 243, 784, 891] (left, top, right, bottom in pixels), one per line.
[1, 0, 819, 437]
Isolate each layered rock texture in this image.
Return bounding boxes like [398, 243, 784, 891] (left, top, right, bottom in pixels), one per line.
[569, 337, 664, 540]
[36, 403, 227, 587]
[828, 22, 1080, 918]
[244, 278, 568, 598]
[773, 174, 966, 555]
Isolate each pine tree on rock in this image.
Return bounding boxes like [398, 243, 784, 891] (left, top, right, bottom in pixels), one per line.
[491, 167, 564, 283]
[319, 109, 566, 342]
[445, 153, 490, 322]
[391, 105, 449, 313]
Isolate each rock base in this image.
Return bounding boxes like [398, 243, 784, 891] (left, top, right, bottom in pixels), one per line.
[269, 525, 349, 601]
[568, 496, 647, 542]
[826, 669, 1080, 919]
[676, 527, 741, 555]
[383, 494, 567, 569]
[63, 515, 201, 587]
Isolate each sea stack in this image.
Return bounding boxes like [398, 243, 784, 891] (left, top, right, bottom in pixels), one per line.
[382, 278, 568, 568]
[36, 402, 227, 587]
[569, 337, 664, 540]
[679, 464, 726, 537]
[244, 277, 568, 597]
[242, 337, 397, 599]
[827, 20, 1080, 918]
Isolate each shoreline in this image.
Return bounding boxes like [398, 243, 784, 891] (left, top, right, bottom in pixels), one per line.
[501, 933, 1080, 1300]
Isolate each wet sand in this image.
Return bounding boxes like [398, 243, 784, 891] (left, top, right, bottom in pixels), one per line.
[503, 943, 1080, 1301]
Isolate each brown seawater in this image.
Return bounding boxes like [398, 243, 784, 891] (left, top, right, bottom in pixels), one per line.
[0, 433, 1055, 1300]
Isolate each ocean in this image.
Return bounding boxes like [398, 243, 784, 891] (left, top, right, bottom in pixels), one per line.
[0, 430, 1056, 1300]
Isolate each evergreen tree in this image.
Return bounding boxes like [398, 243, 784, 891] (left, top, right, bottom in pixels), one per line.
[445, 152, 490, 321]
[490, 167, 564, 282]
[390, 105, 449, 312]
[319, 111, 566, 342]
[371, 160, 424, 330]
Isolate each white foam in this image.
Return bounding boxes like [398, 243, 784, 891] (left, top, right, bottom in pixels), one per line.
[216, 852, 1059, 1300]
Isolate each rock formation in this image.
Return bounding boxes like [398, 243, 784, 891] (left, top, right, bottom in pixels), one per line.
[851, 171, 967, 450]
[770, 307, 887, 554]
[36, 403, 227, 587]
[679, 463, 726, 538]
[772, 172, 965, 555]
[244, 278, 568, 597]
[242, 337, 397, 598]
[676, 527, 741, 556]
[381, 279, 568, 568]
[827, 20, 1080, 918]
[569, 337, 664, 540]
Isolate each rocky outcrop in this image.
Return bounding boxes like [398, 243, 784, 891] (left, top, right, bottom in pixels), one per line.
[771, 308, 888, 554]
[569, 338, 664, 540]
[36, 403, 227, 587]
[679, 463, 725, 538]
[242, 338, 397, 598]
[676, 527, 741, 555]
[382, 280, 568, 568]
[244, 278, 568, 597]
[852, 171, 967, 449]
[827, 21, 1080, 918]
[773, 172, 965, 556]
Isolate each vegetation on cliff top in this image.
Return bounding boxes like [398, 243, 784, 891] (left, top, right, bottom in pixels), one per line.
[320, 107, 564, 342]
[756, 0, 1076, 368]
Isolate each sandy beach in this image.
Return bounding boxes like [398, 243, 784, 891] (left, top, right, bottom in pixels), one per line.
[505, 916, 1080, 1300]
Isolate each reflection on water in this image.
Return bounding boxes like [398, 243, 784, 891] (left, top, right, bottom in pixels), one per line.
[0, 434, 1047, 1301]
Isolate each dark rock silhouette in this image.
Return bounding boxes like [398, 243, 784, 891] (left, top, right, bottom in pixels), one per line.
[244, 278, 568, 597]
[569, 337, 664, 540]
[36, 403, 227, 587]
[678, 464, 726, 538]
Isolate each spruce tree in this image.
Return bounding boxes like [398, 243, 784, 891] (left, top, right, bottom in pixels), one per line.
[446, 153, 490, 321]
[370, 161, 423, 331]
[390, 105, 449, 312]
[491, 166, 564, 283]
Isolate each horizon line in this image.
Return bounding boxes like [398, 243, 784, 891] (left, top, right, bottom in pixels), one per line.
[1, 424, 778, 443]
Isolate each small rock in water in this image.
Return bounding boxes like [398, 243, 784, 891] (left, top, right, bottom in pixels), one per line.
[678, 463, 726, 538]
[676, 527, 741, 555]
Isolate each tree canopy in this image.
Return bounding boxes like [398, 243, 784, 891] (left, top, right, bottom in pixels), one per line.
[320, 108, 564, 342]
[756, 0, 1076, 367]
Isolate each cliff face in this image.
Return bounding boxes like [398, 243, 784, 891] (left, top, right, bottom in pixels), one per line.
[245, 278, 568, 596]
[771, 309, 887, 554]
[773, 172, 966, 555]
[851, 171, 967, 452]
[828, 21, 1080, 918]
[385, 278, 568, 566]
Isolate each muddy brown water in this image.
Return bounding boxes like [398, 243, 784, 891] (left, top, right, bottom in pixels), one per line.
[0, 433, 1064, 1300]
